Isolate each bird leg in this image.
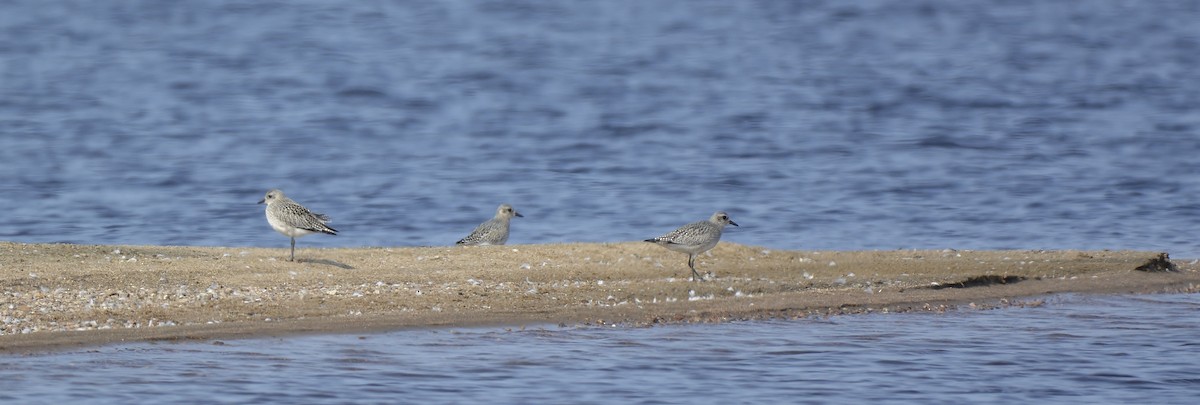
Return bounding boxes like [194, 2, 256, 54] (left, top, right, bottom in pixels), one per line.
[290, 237, 296, 262]
[688, 255, 702, 281]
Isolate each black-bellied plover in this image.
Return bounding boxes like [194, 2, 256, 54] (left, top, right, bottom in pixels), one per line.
[258, 189, 338, 261]
[644, 211, 738, 281]
[456, 204, 523, 246]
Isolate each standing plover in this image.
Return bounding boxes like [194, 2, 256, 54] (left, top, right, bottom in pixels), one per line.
[456, 204, 522, 246]
[258, 189, 337, 261]
[645, 211, 738, 281]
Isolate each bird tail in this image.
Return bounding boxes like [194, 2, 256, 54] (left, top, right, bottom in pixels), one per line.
[312, 212, 336, 235]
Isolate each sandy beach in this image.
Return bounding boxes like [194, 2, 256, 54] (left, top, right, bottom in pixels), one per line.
[2, 241, 1197, 353]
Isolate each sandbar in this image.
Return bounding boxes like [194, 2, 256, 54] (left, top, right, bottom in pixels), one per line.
[2, 241, 1197, 353]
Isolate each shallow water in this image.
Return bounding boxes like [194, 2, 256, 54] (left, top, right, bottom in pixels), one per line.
[2, 0, 1199, 256]
[2, 293, 1197, 404]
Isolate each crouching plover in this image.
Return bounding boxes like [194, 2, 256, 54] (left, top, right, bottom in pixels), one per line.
[456, 204, 522, 246]
[258, 189, 337, 261]
[644, 211, 738, 281]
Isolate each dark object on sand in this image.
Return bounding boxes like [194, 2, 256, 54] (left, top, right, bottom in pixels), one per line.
[930, 275, 1026, 289]
[1135, 252, 1178, 272]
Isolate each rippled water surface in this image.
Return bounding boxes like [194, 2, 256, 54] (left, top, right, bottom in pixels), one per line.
[2, 0, 1199, 255]
[3, 2, 1199, 403]
[2, 294, 1197, 404]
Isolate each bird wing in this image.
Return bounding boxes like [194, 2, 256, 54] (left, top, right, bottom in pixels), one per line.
[654, 221, 712, 245]
[282, 203, 338, 234]
[458, 219, 501, 245]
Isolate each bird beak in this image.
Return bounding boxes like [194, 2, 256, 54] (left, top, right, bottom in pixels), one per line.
[515, 212, 524, 217]
[257, 199, 265, 204]
[729, 220, 739, 226]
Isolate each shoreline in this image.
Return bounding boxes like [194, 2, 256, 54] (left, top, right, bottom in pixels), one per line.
[2, 241, 1198, 353]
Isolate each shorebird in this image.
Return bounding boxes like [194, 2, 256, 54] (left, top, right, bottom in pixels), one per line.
[258, 189, 337, 261]
[456, 204, 523, 246]
[644, 211, 738, 281]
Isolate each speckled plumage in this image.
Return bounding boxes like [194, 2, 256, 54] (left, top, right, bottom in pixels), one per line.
[259, 189, 337, 261]
[456, 204, 522, 246]
[645, 211, 738, 281]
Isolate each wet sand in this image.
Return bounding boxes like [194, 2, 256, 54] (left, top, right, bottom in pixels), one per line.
[2, 241, 1197, 353]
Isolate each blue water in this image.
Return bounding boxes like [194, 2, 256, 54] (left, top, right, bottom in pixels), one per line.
[2, 294, 1197, 404]
[3, 1, 1200, 403]
[2, 0, 1199, 255]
